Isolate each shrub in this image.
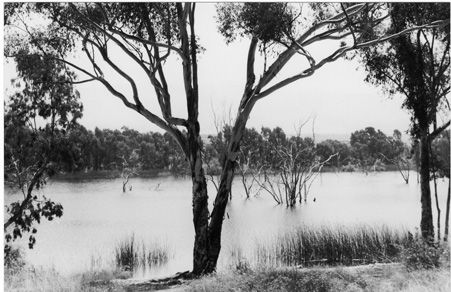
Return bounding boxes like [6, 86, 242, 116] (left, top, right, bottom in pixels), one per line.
[401, 235, 444, 271]
[4, 245, 25, 274]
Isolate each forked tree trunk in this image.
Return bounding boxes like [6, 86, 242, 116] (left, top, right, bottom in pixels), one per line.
[419, 128, 434, 240]
[188, 31, 257, 276]
[206, 109, 251, 271]
[189, 106, 252, 274]
[188, 128, 211, 275]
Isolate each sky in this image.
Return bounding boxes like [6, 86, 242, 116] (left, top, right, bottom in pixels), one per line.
[3, 3, 434, 140]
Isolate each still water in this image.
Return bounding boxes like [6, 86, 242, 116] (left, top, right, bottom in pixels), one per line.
[4, 171, 449, 278]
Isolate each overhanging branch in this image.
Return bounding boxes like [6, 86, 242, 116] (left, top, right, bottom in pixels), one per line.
[429, 120, 450, 141]
[255, 19, 450, 101]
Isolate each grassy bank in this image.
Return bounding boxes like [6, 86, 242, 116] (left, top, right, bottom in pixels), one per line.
[5, 262, 449, 292]
[4, 235, 172, 292]
[187, 263, 450, 292]
[4, 265, 136, 292]
[4, 227, 450, 291]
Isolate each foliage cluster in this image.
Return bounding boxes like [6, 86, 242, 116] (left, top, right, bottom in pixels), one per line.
[4, 246, 25, 275]
[4, 46, 82, 253]
[4, 124, 413, 180]
[431, 130, 450, 179]
[206, 125, 412, 176]
[361, 3, 449, 138]
[401, 233, 450, 271]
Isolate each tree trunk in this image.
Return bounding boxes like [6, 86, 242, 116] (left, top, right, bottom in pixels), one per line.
[430, 146, 441, 240]
[188, 128, 211, 275]
[419, 128, 434, 240]
[433, 176, 440, 240]
[444, 178, 450, 241]
[206, 111, 250, 271]
[417, 166, 420, 183]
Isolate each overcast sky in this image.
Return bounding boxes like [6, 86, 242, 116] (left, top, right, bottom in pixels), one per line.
[4, 3, 437, 139]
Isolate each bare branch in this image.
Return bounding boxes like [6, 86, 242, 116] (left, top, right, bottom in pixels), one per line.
[430, 120, 451, 141]
[341, 3, 356, 45]
[256, 19, 450, 101]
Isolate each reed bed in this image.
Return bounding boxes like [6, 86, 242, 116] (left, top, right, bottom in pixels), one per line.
[114, 234, 171, 272]
[255, 225, 412, 267]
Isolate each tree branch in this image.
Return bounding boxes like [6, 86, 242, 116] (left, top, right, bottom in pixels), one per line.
[429, 120, 450, 141]
[255, 19, 450, 101]
[4, 162, 48, 230]
[239, 37, 258, 109]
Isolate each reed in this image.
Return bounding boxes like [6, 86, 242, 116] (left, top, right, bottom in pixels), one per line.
[114, 234, 171, 271]
[255, 225, 412, 267]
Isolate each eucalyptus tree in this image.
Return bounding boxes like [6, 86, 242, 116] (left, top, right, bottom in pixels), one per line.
[360, 3, 450, 239]
[4, 53, 82, 251]
[5, 2, 448, 275]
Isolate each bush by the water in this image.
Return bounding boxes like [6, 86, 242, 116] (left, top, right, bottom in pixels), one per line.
[4, 246, 25, 275]
[255, 225, 412, 267]
[114, 235, 171, 272]
[401, 234, 450, 271]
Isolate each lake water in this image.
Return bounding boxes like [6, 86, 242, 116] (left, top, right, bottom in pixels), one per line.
[4, 171, 449, 278]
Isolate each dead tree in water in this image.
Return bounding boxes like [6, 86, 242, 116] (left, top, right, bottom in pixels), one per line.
[121, 157, 138, 193]
[237, 153, 263, 199]
[380, 152, 411, 184]
[122, 169, 137, 193]
[256, 126, 338, 207]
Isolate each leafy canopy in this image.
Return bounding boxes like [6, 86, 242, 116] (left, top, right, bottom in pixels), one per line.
[360, 3, 450, 136]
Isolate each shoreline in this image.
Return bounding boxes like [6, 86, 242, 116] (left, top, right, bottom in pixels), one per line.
[5, 261, 450, 291]
[49, 165, 409, 181]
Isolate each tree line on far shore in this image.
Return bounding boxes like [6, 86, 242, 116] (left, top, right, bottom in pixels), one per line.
[5, 119, 448, 180]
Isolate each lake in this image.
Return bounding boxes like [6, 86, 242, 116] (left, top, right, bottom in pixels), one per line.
[4, 171, 449, 278]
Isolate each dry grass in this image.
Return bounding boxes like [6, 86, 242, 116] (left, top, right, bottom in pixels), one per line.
[187, 263, 451, 292]
[4, 266, 126, 292]
[6, 263, 450, 292]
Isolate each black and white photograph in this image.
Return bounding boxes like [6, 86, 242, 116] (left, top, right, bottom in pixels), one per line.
[3, 2, 451, 291]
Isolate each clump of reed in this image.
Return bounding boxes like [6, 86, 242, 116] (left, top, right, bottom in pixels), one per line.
[114, 234, 171, 272]
[227, 245, 251, 274]
[255, 225, 413, 267]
